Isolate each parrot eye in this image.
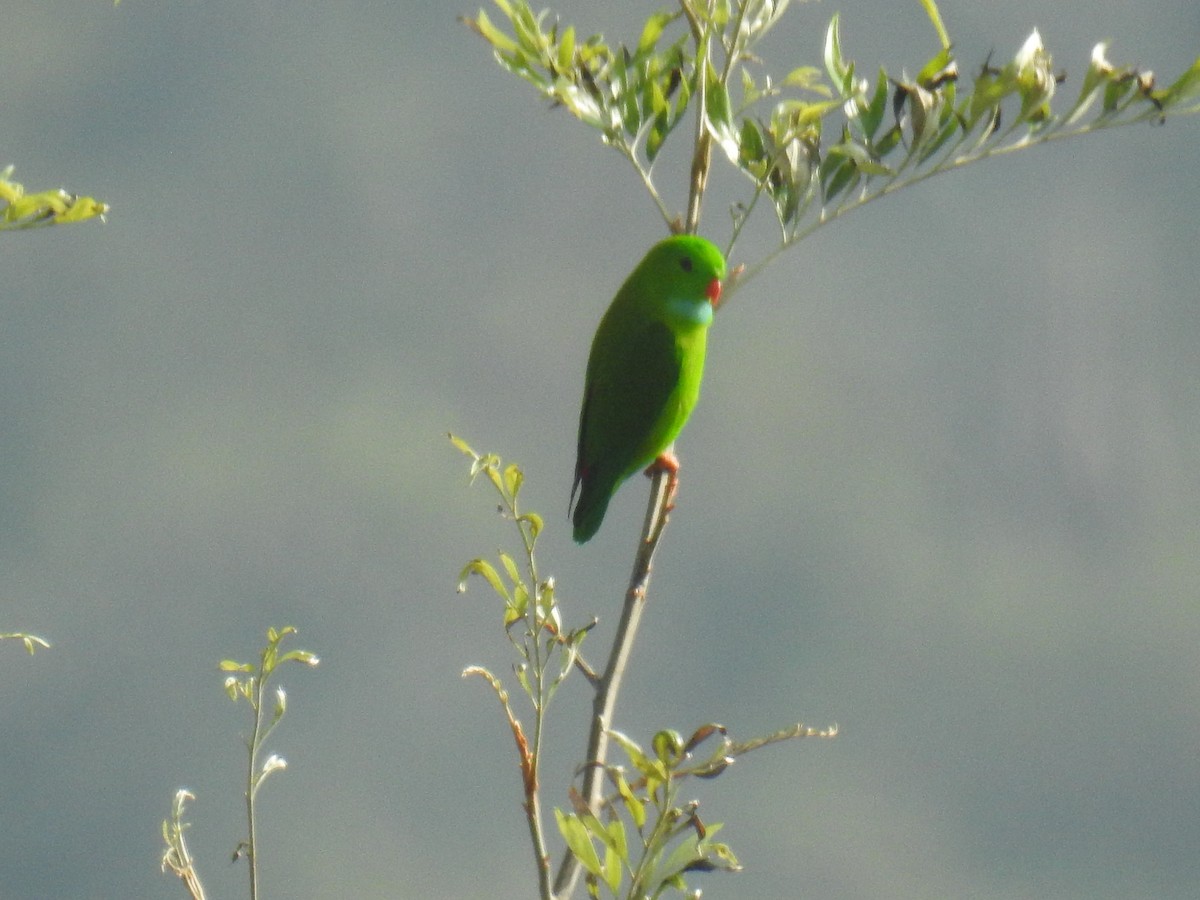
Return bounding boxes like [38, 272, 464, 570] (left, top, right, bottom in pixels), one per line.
[679, 256, 693, 273]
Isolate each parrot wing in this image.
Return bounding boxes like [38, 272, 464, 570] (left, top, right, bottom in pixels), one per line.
[571, 319, 681, 542]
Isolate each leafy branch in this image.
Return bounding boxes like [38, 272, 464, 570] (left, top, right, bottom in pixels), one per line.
[0, 631, 50, 654]
[161, 790, 207, 900]
[453, 435, 593, 900]
[163, 627, 319, 900]
[0, 165, 109, 231]
[457, 2, 1196, 897]
[452, 438, 832, 899]
[464, 0, 1200, 297]
[221, 627, 319, 900]
[557, 722, 834, 898]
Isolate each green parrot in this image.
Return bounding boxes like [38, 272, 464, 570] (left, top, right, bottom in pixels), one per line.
[569, 234, 727, 543]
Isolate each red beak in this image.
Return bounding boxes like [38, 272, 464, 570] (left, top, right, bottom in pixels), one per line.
[706, 277, 723, 309]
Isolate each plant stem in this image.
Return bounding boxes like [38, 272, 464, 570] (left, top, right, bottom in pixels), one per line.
[522, 504, 554, 900]
[245, 677, 265, 900]
[552, 462, 675, 898]
[684, 27, 712, 234]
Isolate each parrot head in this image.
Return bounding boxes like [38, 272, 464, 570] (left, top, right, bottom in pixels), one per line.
[637, 234, 727, 327]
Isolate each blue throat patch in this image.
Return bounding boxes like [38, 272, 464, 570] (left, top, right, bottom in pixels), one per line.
[665, 294, 714, 327]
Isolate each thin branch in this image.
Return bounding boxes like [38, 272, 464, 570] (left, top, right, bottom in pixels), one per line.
[244, 678, 265, 900]
[617, 141, 677, 230]
[161, 791, 208, 900]
[552, 464, 674, 898]
[685, 37, 712, 233]
[725, 96, 1180, 307]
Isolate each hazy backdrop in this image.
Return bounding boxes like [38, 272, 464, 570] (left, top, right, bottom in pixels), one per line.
[4, 1, 1200, 898]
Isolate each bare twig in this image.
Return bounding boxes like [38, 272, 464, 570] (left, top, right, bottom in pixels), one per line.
[161, 790, 208, 900]
[553, 457, 676, 898]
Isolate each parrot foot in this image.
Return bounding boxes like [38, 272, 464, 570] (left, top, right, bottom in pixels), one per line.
[644, 451, 681, 513]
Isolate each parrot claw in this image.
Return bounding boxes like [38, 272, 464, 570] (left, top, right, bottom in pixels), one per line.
[646, 450, 680, 475]
[645, 452, 681, 513]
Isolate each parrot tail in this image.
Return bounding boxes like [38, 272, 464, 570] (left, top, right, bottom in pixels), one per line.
[570, 473, 613, 544]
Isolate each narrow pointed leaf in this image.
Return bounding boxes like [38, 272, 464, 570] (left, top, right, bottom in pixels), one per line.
[458, 558, 510, 600]
[465, 9, 520, 55]
[502, 462, 523, 499]
[555, 809, 604, 877]
[638, 10, 675, 54]
[557, 24, 575, 73]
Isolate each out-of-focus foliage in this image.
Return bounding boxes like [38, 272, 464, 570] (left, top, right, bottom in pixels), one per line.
[465, 0, 1200, 261]
[0, 165, 109, 231]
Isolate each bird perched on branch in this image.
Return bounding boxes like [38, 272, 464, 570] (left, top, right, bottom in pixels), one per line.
[570, 235, 726, 543]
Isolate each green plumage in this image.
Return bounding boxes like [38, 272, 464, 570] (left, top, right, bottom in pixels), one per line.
[570, 235, 727, 543]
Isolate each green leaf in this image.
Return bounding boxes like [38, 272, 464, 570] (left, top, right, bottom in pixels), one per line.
[1103, 76, 1136, 113]
[1013, 29, 1055, 122]
[277, 650, 320, 668]
[897, 81, 942, 150]
[518, 511, 543, 540]
[783, 65, 830, 96]
[512, 581, 529, 619]
[823, 14, 852, 95]
[602, 843, 622, 894]
[859, 68, 890, 140]
[448, 433, 477, 460]
[670, 64, 691, 128]
[916, 106, 961, 163]
[737, 118, 766, 173]
[499, 551, 522, 586]
[457, 558, 510, 601]
[620, 67, 642, 136]
[502, 462, 523, 499]
[556, 809, 604, 878]
[515, 662, 533, 696]
[483, 462, 504, 495]
[965, 65, 1011, 130]
[610, 729, 660, 780]
[616, 771, 646, 830]
[827, 140, 891, 176]
[704, 58, 740, 164]
[656, 831, 702, 885]
[600, 818, 627, 894]
[653, 729, 685, 765]
[606, 816, 629, 865]
[509, 2, 547, 56]
[780, 97, 841, 128]
[1156, 57, 1200, 111]
[638, 10, 675, 54]
[536, 582, 561, 633]
[710, 0, 731, 29]
[647, 115, 668, 161]
[465, 8, 520, 55]
[557, 24, 575, 73]
[704, 835, 741, 872]
[821, 157, 858, 204]
[874, 122, 903, 156]
[1065, 43, 1120, 126]
[645, 73, 669, 120]
[52, 195, 109, 225]
[917, 47, 956, 89]
[918, 0, 951, 51]
[741, 67, 760, 107]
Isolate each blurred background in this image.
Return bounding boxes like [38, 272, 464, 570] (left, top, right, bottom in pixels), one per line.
[4, 1, 1199, 897]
